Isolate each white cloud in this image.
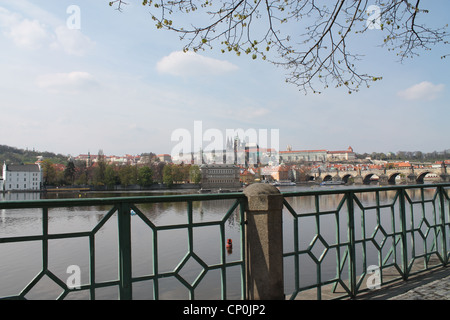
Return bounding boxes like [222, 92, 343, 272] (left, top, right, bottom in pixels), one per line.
[0, 6, 94, 56]
[397, 81, 445, 101]
[36, 71, 98, 94]
[52, 26, 95, 56]
[0, 7, 50, 49]
[156, 51, 238, 76]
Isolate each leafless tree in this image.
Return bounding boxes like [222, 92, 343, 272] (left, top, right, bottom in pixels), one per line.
[109, 0, 448, 93]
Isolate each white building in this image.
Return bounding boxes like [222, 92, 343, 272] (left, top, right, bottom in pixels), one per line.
[279, 149, 328, 162]
[2, 163, 43, 191]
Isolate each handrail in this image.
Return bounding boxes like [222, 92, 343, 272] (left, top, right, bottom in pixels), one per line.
[0, 191, 247, 300]
[281, 183, 450, 197]
[0, 183, 448, 300]
[281, 183, 449, 299]
[0, 192, 246, 209]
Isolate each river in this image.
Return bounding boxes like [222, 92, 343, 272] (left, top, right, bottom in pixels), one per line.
[0, 184, 441, 299]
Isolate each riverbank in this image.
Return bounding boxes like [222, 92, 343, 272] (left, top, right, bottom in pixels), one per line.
[44, 183, 202, 193]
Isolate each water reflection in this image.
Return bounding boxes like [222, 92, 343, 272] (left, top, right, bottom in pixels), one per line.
[281, 186, 447, 296]
[0, 185, 446, 299]
[0, 189, 245, 299]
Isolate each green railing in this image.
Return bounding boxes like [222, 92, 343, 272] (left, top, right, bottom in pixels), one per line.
[0, 183, 449, 300]
[0, 193, 247, 300]
[282, 183, 450, 299]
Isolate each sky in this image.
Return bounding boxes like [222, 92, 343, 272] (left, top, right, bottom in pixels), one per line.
[0, 0, 449, 158]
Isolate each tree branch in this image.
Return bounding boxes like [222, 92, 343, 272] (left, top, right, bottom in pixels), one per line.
[111, 0, 449, 94]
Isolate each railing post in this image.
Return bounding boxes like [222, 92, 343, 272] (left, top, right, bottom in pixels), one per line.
[243, 183, 284, 300]
[117, 202, 133, 300]
[346, 191, 357, 298]
[438, 186, 448, 266]
[399, 188, 409, 279]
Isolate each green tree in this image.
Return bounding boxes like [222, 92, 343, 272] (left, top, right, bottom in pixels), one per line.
[163, 164, 174, 187]
[172, 165, 184, 184]
[189, 165, 201, 184]
[73, 161, 88, 185]
[93, 150, 107, 185]
[64, 160, 76, 185]
[118, 165, 138, 186]
[104, 165, 119, 188]
[42, 160, 57, 185]
[74, 170, 88, 185]
[414, 151, 423, 160]
[138, 166, 154, 187]
[152, 162, 166, 183]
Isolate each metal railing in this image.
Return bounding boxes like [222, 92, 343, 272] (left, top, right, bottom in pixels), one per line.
[0, 193, 247, 300]
[282, 184, 450, 299]
[0, 183, 449, 300]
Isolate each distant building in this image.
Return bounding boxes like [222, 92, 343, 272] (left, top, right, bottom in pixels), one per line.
[171, 136, 279, 167]
[279, 150, 328, 162]
[2, 163, 42, 191]
[157, 154, 172, 163]
[260, 165, 290, 181]
[74, 153, 141, 166]
[327, 147, 356, 161]
[200, 164, 241, 189]
[240, 168, 258, 184]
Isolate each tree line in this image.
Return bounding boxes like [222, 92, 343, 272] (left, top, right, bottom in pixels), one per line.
[0, 144, 67, 165]
[41, 158, 201, 188]
[356, 150, 450, 161]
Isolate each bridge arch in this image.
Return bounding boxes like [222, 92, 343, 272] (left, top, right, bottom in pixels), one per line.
[416, 171, 432, 184]
[342, 174, 353, 184]
[322, 175, 332, 182]
[388, 172, 403, 185]
[363, 173, 379, 185]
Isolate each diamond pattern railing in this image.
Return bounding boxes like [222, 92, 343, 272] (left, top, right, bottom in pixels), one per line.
[0, 184, 448, 300]
[0, 193, 247, 300]
[281, 184, 450, 300]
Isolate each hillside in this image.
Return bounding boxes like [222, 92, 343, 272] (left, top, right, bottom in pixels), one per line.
[0, 145, 68, 165]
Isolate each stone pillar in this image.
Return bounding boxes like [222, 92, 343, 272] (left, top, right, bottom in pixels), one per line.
[440, 162, 449, 182]
[407, 165, 417, 184]
[243, 183, 285, 300]
[378, 174, 389, 185]
[353, 175, 363, 185]
[332, 172, 342, 182]
[406, 174, 417, 185]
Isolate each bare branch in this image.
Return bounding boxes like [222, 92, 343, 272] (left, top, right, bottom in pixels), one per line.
[111, 0, 449, 94]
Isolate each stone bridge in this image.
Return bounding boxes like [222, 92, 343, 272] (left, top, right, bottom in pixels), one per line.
[311, 167, 450, 185]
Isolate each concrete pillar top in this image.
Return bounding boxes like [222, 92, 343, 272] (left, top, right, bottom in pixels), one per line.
[243, 183, 281, 196]
[243, 183, 283, 211]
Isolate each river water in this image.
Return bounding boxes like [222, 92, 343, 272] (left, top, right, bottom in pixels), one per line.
[0, 184, 443, 299]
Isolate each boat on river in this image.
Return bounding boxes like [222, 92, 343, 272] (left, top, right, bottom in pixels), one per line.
[272, 181, 296, 186]
[320, 180, 345, 186]
[198, 188, 243, 194]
